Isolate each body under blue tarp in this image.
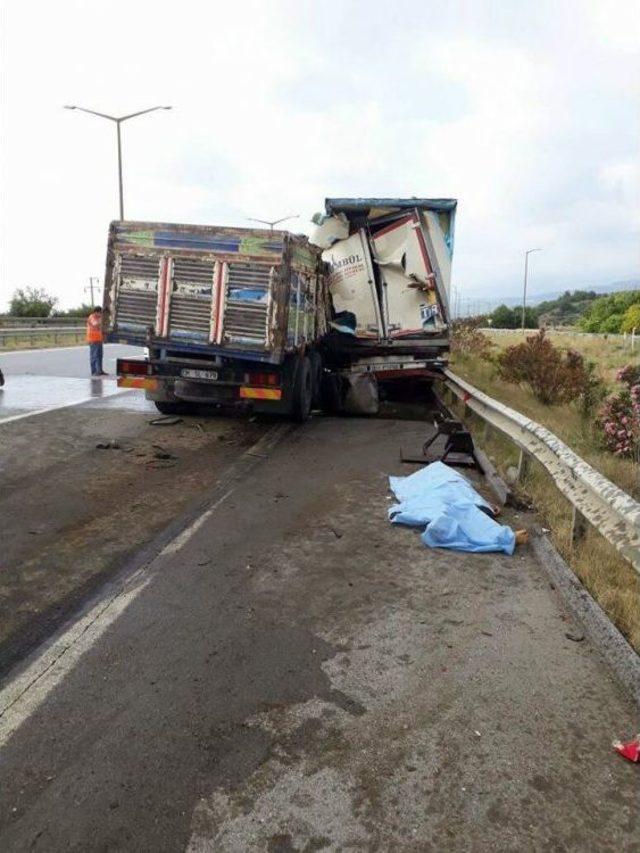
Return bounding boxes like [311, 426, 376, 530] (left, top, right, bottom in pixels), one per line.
[388, 462, 515, 555]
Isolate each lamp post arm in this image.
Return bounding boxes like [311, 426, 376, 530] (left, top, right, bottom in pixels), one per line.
[65, 106, 118, 122]
[118, 106, 171, 122]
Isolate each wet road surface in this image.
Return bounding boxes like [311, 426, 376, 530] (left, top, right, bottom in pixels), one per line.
[0, 416, 637, 851]
[0, 344, 152, 421]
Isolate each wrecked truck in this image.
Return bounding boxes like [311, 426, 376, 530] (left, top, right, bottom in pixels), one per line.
[104, 197, 456, 418]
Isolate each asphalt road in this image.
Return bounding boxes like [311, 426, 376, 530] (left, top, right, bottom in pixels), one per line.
[0, 344, 149, 421]
[0, 414, 637, 851]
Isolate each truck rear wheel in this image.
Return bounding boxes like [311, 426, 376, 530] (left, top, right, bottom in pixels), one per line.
[291, 355, 313, 422]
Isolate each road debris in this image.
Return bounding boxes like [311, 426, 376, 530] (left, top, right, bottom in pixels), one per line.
[613, 736, 640, 763]
[96, 440, 120, 450]
[149, 416, 182, 426]
[565, 631, 585, 642]
[152, 445, 177, 460]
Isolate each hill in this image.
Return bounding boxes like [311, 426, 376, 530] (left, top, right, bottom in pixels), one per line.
[535, 289, 599, 327]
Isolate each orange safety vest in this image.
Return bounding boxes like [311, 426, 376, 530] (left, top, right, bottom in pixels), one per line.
[86, 312, 103, 343]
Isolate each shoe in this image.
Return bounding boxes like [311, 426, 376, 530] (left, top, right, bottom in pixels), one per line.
[99, 371, 109, 376]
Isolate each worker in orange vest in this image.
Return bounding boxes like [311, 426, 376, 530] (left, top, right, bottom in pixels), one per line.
[86, 306, 107, 376]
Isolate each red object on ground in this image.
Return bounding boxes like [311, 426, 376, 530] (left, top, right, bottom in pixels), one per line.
[613, 736, 640, 763]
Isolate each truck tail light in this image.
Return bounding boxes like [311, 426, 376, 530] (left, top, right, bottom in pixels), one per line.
[119, 360, 149, 376]
[244, 372, 279, 387]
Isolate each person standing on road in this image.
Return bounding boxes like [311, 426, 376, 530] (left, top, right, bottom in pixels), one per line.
[86, 306, 108, 376]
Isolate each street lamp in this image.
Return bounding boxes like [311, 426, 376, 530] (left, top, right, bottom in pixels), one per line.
[522, 248, 542, 333]
[246, 214, 299, 232]
[64, 105, 172, 220]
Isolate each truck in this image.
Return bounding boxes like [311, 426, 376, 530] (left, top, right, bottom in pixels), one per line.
[104, 197, 456, 419]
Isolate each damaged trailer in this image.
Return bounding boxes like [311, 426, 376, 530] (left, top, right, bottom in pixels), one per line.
[104, 221, 327, 420]
[104, 197, 456, 419]
[315, 198, 456, 414]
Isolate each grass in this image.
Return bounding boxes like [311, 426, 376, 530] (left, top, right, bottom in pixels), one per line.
[0, 333, 85, 352]
[451, 329, 640, 652]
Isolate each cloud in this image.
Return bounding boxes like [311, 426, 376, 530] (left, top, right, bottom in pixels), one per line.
[0, 0, 638, 310]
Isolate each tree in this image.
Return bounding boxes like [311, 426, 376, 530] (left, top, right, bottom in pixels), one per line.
[621, 303, 640, 334]
[489, 304, 537, 329]
[54, 303, 94, 318]
[490, 304, 517, 328]
[9, 287, 58, 317]
[580, 290, 640, 333]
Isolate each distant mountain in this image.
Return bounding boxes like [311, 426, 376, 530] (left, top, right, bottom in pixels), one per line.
[476, 279, 640, 309]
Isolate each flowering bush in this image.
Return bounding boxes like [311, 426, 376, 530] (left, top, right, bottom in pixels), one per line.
[616, 364, 640, 387]
[598, 364, 640, 459]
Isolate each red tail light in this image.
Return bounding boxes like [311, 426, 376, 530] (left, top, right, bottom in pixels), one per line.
[119, 360, 149, 376]
[244, 372, 279, 386]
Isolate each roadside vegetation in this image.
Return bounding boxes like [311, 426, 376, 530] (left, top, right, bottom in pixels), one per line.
[483, 287, 640, 332]
[0, 288, 91, 351]
[451, 321, 640, 651]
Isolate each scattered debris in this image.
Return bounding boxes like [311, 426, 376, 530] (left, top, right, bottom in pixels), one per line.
[401, 414, 481, 470]
[564, 631, 585, 642]
[96, 440, 120, 450]
[613, 736, 640, 763]
[149, 416, 182, 426]
[481, 630, 494, 637]
[152, 445, 177, 460]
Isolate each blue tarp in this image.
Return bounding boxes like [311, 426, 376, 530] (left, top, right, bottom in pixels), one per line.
[388, 462, 516, 555]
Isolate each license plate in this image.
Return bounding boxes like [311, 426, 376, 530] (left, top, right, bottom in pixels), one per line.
[181, 368, 218, 380]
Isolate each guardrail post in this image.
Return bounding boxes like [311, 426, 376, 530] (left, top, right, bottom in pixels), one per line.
[516, 448, 530, 482]
[571, 505, 587, 544]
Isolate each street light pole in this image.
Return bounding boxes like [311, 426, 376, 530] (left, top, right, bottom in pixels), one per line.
[116, 122, 124, 220]
[64, 104, 172, 220]
[246, 214, 299, 232]
[522, 248, 542, 333]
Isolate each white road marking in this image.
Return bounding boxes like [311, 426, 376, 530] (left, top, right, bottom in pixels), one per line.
[160, 489, 235, 556]
[0, 388, 130, 426]
[0, 421, 292, 749]
[0, 572, 151, 749]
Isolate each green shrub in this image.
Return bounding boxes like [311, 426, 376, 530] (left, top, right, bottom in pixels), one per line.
[496, 330, 594, 405]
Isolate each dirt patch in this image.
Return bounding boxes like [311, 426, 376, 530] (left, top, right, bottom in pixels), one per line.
[0, 407, 267, 675]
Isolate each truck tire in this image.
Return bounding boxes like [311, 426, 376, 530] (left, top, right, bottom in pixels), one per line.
[308, 351, 323, 408]
[291, 355, 313, 422]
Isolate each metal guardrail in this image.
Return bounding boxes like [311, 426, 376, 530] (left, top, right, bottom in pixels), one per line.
[444, 368, 640, 575]
[478, 328, 629, 340]
[0, 317, 86, 328]
[0, 326, 85, 348]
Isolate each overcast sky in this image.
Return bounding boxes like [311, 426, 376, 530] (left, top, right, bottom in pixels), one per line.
[1, 0, 639, 311]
